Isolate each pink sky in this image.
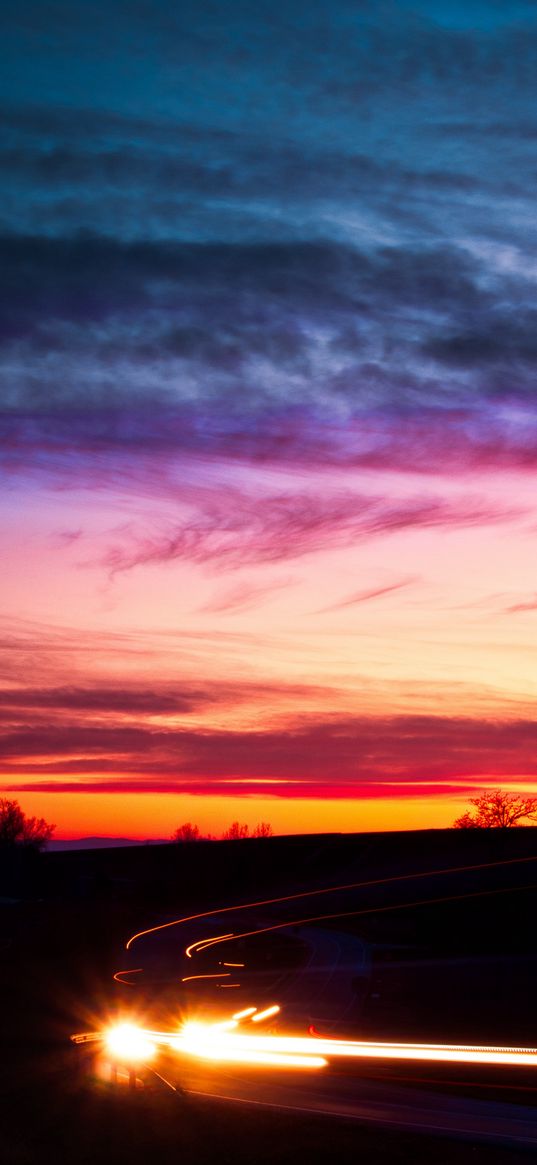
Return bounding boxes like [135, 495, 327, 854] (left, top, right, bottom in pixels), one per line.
[3, 449, 537, 839]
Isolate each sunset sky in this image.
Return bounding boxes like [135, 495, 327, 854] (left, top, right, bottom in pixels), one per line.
[2, 1, 537, 839]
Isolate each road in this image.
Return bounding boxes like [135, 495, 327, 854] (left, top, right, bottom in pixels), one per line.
[153, 1055, 537, 1150]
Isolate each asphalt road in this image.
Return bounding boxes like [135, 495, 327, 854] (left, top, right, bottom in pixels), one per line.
[154, 1056, 537, 1151]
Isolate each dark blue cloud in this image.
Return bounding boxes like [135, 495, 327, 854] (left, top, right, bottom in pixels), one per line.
[2, 234, 537, 474]
[1, 1, 537, 473]
[3, 1, 537, 243]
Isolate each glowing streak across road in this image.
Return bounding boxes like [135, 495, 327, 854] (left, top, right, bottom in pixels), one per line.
[174, 881, 537, 960]
[168, 1026, 537, 1069]
[125, 855, 537, 950]
[97, 1018, 537, 1073]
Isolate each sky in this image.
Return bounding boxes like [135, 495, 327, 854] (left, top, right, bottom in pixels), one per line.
[2, 0, 537, 839]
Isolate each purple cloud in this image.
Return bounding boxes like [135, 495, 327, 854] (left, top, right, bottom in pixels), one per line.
[99, 488, 522, 574]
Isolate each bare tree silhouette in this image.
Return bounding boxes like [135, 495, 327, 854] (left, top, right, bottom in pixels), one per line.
[0, 798, 55, 849]
[171, 822, 202, 842]
[252, 821, 273, 837]
[453, 789, 537, 829]
[222, 821, 250, 840]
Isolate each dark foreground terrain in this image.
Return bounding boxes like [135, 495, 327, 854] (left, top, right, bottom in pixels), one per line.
[2, 827, 537, 1164]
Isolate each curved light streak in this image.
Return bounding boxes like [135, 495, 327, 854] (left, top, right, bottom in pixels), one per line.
[125, 855, 537, 950]
[185, 933, 234, 958]
[113, 968, 144, 984]
[176, 880, 537, 958]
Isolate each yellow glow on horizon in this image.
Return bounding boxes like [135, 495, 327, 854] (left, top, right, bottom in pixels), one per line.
[7, 788, 501, 841]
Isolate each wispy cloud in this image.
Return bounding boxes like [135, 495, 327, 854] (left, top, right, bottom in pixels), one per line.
[199, 575, 296, 613]
[3, 778, 481, 800]
[99, 488, 521, 574]
[318, 577, 416, 613]
[506, 593, 537, 613]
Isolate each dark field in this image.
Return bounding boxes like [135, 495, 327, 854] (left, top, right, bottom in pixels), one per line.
[2, 828, 537, 1164]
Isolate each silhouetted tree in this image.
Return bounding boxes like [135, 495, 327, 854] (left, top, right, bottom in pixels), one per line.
[172, 822, 201, 842]
[453, 789, 537, 829]
[252, 822, 273, 837]
[0, 798, 55, 849]
[222, 821, 250, 840]
[452, 811, 475, 829]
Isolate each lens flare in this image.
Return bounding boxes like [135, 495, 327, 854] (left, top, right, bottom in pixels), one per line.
[104, 1023, 156, 1063]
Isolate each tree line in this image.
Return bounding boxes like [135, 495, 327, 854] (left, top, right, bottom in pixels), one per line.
[2, 789, 537, 852]
[172, 820, 273, 842]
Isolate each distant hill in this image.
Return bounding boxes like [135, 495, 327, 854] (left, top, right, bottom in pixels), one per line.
[47, 836, 168, 851]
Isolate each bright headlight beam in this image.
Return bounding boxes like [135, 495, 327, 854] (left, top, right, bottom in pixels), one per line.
[167, 1020, 537, 1070]
[93, 1015, 537, 1076]
[105, 1023, 156, 1063]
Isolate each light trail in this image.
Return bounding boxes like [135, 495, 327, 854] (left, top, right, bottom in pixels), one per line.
[125, 853, 537, 950]
[91, 1014, 537, 1074]
[113, 968, 143, 984]
[252, 1005, 280, 1023]
[181, 972, 232, 983]
[202, 1034, 537, 1069]
[176, 1024, 327, 1070]
[165, 880, 537, 965]
[185, 933, 234, 958]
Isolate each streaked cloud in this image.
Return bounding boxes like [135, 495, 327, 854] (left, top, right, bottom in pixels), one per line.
[318, 577, 416, 613]
[3, 714, 537, 789]
[506, 594, 537, 613]
[100, 488, 521, 574]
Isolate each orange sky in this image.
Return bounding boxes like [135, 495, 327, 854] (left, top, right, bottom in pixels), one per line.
[14, 790, 477, 840]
